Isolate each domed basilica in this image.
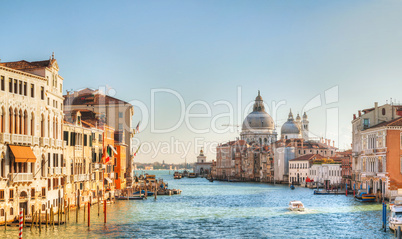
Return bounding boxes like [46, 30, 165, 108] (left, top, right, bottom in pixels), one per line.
[240, 91, 309, 145]
[240, 91, 277, 145]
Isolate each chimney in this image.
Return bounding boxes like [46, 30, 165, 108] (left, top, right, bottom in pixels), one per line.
[353, 114, 356, 120]
[358, 110, 361, 117]
[374, 102, 378, 125]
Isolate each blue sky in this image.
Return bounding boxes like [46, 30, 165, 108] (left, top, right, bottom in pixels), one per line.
[1, 1, 402, 163]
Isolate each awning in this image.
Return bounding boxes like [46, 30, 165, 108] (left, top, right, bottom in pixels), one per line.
[108, 145, 118, 155]
[9, 145, 37, 163]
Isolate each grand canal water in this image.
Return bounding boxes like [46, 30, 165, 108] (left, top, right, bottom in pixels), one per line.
[1, 170, 394, 238]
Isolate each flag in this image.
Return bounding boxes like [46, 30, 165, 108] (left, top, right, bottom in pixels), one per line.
[102, 146, 111, 164]
[136, 121, 140, 134]
[134, 144, 141, 157]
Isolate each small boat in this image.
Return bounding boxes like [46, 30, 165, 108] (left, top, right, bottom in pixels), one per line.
[116, 196, 145, 200]
[290, 185, 295, 190]
[133, 190, 154, 196]
[355, 190, 376, 202]
[289, 200, 305, 212]
[389, 197, 402, 231]
[188, 173, 197, 178]
[173, 172, 182, 179]
[313, 189, 331, 195]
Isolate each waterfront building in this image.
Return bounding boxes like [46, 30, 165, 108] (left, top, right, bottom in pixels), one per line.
[310, 161, 342, 188]
[193, 149, 212, 176]
[216, 141, 236, 179]
[64, 88, 135, 187]
[273, 138, 337, 183]
[0, 55, 65, 222]
[102, 125, 116, 198]
[114, 130, 127, 190]
[240, 91, 277, 145]
[338, 150, 353, 186]
[289, 154, 323, 185]
[351, 102, 402, 199]
[62, 111, 104, 207]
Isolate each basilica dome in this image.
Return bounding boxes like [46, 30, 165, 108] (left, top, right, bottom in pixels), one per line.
[242, 91, 275, 131]
[242, 111, 274, 131]
[281, 110, 301, 135]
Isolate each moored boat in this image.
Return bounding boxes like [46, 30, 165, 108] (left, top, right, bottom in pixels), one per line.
[173, 171, 182, 179]
[389, 197, 402, 231]
[355, 190, 376, 202]
[189, 173, 197, 178]
[290, 185, 295, 190]
[116, 195, 145, 200]
[289, 200, 305, 211]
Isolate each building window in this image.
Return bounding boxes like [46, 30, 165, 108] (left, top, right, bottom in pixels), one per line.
[382, 108, 386, 115]
[0, 76, 4, 91]
[10, 208, 13, 216]
[363, 118, 370, 129]
[14, 79, 17, 94]
[31, 188, 35, 198]
[0, 190, 4, 201]
[84, 135, 87, 146]
[23, 82, 27, 96]
[19, 81, 22, 95]
[41, 87, 44, 100]
[119, 112, 123, 118]
[8, 78, 12, 93]
[64, 131, 69, 145]
[31, 84, 34, 98]
[118, 123, 123, 130]
[9, 189, 14, 200]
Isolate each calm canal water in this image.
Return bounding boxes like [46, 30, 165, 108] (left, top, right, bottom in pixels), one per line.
[1, 170, 394, 238]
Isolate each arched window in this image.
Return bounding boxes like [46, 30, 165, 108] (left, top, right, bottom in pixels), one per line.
[382, 108, 386, 115]
[10, 207, 13, 216]
[0, 107, 4, 133]
[41, 114, 45, 137]
[31, 112, 35, 136]
[23, 110, 28, 135]
[9, 107, 13, 134]
[0, 209, 3, 216]
[18, 109, 22, 134]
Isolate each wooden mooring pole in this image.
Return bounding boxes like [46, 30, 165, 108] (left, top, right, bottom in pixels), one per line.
[88, 202, 90, 228]
[104, 200, 107, 224]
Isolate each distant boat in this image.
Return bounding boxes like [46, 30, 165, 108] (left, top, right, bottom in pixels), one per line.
[116, 195, 145, 200]
[289, 200, 304, 211]
[188, 173, 197, 178]
[290, 185, 295, 190]
[133, 190, 154, 196]
[173, 172, 182, 179]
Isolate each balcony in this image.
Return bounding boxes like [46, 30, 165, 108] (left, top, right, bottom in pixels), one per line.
[56, 139, 63, 148]
[4, 133, 33, 145]
[50, 138, 55, 147]
[8, 173, 33, 184]
[0, 133, 11, 144]
[74, 174, 89, 182]
[75, 145, 82, 151]
[40, 137, 50, 147]
[109, 172, 115, 179]
[33, 136, 39, 146]
[364, 149, 374, 155]
[48, 167, 67, 175]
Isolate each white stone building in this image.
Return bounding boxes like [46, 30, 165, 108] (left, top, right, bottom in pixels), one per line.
[310, 163, 342, 187]
[193, 149, 212, 176]
[0, 55, 65, 222]
[289, 154, 322, 184]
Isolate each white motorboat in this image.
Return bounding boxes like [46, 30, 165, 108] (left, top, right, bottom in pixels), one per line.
[389, 197, 402, 231]
[289, 200, 305, 212]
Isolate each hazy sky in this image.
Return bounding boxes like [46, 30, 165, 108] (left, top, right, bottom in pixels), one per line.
[1, 0, 402, 164]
